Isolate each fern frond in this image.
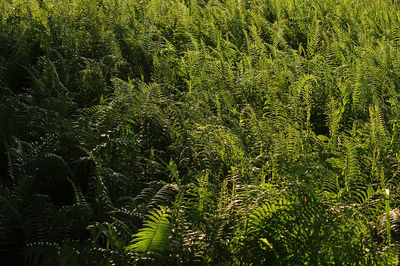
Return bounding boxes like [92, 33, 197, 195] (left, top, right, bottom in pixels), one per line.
[147, 184, 179, 210]
[24, 241, 60, 266]
[344, 137, 359, 193]
[126, 207, 171, 256]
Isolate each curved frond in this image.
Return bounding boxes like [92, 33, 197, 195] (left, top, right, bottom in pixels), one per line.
[126, 207, 171, 256]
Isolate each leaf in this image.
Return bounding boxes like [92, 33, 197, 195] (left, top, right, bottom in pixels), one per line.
[261, 238, 273, 250]
[126, 207, 171, 256]
[317, 135, 329, 142]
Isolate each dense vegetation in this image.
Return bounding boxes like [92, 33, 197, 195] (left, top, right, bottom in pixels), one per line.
[2, 0, 400, 264]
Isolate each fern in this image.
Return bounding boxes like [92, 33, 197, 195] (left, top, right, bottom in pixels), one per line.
[24, 241, 60, 266]
[3, 0, 400, 264]
[126, 207, 171, 256]
[147, 184, 179, 210]
[344, 137, 359, 194]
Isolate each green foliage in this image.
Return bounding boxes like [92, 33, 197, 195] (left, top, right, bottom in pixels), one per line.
[245, 195, 381, 265]
[126, 207, 171, 256]
[2, 0, 400, 264]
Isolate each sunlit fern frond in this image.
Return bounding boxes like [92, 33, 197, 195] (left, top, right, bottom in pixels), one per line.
[126, 207, 171, 256]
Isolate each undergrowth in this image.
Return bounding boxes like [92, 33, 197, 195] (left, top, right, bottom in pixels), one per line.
[1, 0, 400, 264]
